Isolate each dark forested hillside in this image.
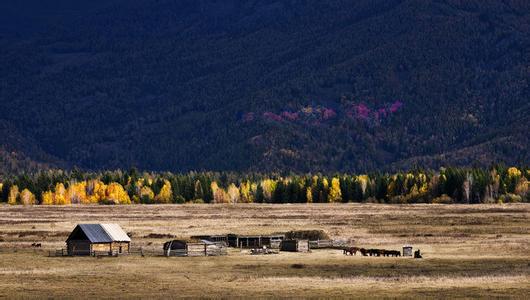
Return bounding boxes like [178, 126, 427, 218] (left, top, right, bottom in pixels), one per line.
[0, 0, 528, 173]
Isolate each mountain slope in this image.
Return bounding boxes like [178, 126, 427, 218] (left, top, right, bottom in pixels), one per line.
[0, 0, 528, 172]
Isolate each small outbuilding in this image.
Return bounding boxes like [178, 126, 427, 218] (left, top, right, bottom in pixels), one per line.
[403, 245, 413, 257]
[280, 240, 310, 252]
[66, 224, 131, 256]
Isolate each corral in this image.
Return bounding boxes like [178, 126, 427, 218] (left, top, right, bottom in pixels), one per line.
[0, 203, 528, 298]
[193, 234, 284, 248]
[163, 239, 227, 257]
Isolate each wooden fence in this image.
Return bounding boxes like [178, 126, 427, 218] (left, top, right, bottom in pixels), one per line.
[308, 240, 348, 249]
[49, 249, 68, 257]
[165, 243, 228, 257]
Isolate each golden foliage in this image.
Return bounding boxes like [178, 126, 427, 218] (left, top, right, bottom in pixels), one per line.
[154, 180, 172, 203]
[507, 167, 522, 178]
[140, 186, 155, 202]
[328, 177, 342, 203]
[41, 191, 54, 205]
[106, 182, 131, 204]
[306, 186, 313, 203]
[261, 179, 276, 202]
[20, 189, 36, 205]
[358, 175, 369, 195]
[66, 182, 88, 204]
[87, 180, 107, 204]
[8, 185, 19, 205]
[239, 181, 252, 203]
[211, 182, 229, 204]
[53, 183, 69, 205]
[227, 183, 240, 204]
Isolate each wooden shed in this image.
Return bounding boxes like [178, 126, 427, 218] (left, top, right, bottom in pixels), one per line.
[280, 240, 310, 252]
[66, 224, 131, 256]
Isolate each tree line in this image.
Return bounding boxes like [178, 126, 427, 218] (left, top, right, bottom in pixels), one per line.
[0, 167, 528, 205]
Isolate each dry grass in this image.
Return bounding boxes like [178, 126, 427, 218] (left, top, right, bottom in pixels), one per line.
[0, 203, 529, 299]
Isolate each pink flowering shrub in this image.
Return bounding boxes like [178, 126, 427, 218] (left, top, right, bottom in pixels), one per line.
[322, 108, 337, 120]
[263, 112, 283, 122]
[389, 100, 403, 113]
[281, 111, 300, 121]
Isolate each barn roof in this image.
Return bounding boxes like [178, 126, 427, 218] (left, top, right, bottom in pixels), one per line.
[67, 224, 131, 243]
[101, 224, 131, 242]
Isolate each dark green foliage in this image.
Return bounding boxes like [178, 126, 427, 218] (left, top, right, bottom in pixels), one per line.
[0, 1, 529, 174]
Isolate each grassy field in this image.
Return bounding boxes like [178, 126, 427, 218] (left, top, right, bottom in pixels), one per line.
[0, 204, 528, 299]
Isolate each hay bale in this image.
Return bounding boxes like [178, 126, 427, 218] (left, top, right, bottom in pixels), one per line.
[284, 230, 329, 241]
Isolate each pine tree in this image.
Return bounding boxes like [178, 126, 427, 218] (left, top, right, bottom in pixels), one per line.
[255, 183, 265, 203]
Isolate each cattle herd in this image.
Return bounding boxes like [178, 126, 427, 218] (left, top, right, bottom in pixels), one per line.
[343, 247, 401, 257]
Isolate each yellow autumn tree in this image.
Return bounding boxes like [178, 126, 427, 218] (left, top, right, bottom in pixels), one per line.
[86, 180, 107, 204]
[105, 182, 131, 204]
[358, 175, 369, 196]
[153, 180, 172, 204]
[8, 185, 19, 205]
[20, 189, 36, 205]
[239, 181, 253, 203]
[41, 191, 54, 205]
[507, 167, 522, 178]
[261, 179, 276, 202]
[140, 186, 155, 203]
[328, 177, 342, 203]
[306, 187, 313, 203]
[227, 183, 240, 204]
[211, 182, 230, 203]
[66, 182, 88, 204]
[211, 181, 220, 201]
[54, 183, 69, 205]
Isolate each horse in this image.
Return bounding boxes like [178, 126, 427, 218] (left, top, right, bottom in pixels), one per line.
[343, 247, 359, 256]
[386, 250, 400, 257]
[31, 243, 42, 248]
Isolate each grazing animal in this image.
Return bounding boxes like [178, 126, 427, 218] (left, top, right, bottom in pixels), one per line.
[343, 247, 360, 256]
[31, 243, 42, 248]
[367, 249, 377, 256]
[360, 248, 368, 256]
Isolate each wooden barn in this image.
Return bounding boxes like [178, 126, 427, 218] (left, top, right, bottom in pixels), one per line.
[280, 240, 310, 252]
[66, 224, 131, 256]
[163, 240, 226, 257]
